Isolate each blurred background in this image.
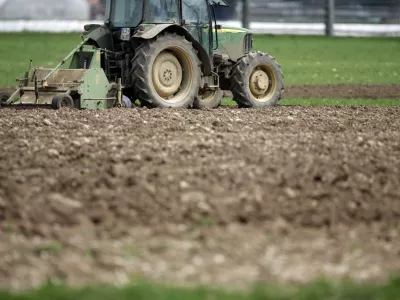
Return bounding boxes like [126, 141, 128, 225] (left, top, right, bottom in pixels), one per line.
[216, 0, 400, 23]
[0, 0, 399, 35]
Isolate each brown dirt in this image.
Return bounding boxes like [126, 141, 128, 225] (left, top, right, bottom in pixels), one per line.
[4, 84, 400, 101]
[0, 88, 13, 95]
[0, 106, 399, 290]
[223, 84, 400, 99]
[284, 84, 400, 99]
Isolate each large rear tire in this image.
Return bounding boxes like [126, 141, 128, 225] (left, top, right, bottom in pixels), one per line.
[193, 88, 223, 109]
[230, 52, 284, 108]
[131, 33, 201, 108]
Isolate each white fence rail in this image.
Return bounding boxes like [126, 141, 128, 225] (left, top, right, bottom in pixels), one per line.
[0, 20, 399, 37]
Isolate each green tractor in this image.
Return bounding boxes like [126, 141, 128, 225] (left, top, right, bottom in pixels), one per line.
[1, 0, 284, 109]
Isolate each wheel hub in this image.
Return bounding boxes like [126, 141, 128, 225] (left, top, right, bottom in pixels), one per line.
[250, 69, 269, 97]
[153, 51, 183, 99]
[61, 99, 68, 107]
[163, 69, 173, 82]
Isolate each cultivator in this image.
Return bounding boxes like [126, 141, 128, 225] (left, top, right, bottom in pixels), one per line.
[1, 39, 123, 110]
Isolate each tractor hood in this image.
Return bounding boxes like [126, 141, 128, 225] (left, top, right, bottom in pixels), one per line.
[217, 25, 252, 34]
[215, 25, 253, 61]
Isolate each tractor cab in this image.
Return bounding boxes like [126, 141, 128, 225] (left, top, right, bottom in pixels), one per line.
[81, 0, 283, 109]
[104, 0, 235, 57]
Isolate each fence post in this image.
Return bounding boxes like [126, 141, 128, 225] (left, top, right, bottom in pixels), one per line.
[325, 0, 335, 36]
[242, 0, 250, 29]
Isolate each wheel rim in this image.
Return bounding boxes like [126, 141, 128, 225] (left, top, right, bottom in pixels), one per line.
[249, 65, 276, 103]
[60, 98, 69, 107]
[198, 89, 218, 101]
[152, 48, 193, 104]
[199, 89, 222, 101]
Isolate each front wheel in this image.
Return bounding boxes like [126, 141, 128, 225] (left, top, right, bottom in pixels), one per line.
[230, 52, 284, 108]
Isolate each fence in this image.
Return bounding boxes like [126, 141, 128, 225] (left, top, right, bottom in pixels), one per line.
[237, 0, 399, 23]
[231, 0, 400, 36]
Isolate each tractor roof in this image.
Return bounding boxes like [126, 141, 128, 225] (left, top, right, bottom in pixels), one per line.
[208, 0, 229, 7]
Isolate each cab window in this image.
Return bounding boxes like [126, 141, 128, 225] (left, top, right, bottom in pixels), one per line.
[144, 0, 179, 23]
[182, 0, 209, 24]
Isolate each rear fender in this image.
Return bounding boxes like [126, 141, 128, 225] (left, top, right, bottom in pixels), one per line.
[133, 24, 212, 75]
[85, 26, 112, 50]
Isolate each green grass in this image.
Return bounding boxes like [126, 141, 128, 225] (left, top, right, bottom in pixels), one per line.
[222, 98, 400, 107]
[0, 32, 79, 87]
[0, 33, 399, 87]
[33, 242, 63, 255]
[279, 98, 400, 106]
[254, 35, 400, 85]
[1, 277, 400, 300]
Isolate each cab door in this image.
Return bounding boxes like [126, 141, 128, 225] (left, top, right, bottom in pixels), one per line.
[182, 0, 212, 57]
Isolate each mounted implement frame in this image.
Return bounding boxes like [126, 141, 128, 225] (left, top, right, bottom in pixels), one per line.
[2, 38, 124, 110]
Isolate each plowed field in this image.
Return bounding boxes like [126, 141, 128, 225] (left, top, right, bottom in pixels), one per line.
[3, 84, 400, 101]
[1, 105, 399, 290]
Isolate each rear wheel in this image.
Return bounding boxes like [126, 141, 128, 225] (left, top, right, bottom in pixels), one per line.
[230, 52, 284, 108]
[131, 33, 201, 108]
[193, 88, 223, 109]
[51, 94, 74, 109]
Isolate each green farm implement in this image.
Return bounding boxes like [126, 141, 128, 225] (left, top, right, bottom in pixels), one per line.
[1, 0, 284, 110]
[1, 40, 125, 109]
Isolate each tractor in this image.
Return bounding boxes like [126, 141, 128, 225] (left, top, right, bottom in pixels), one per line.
[0, 0, 284, 109]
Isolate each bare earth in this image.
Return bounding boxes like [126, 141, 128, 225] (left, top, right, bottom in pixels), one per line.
[220, 84, 400, 99]
[0, 105, 399, 290]
[2, 84, 400, 101]
[284, 84, 400, 99]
